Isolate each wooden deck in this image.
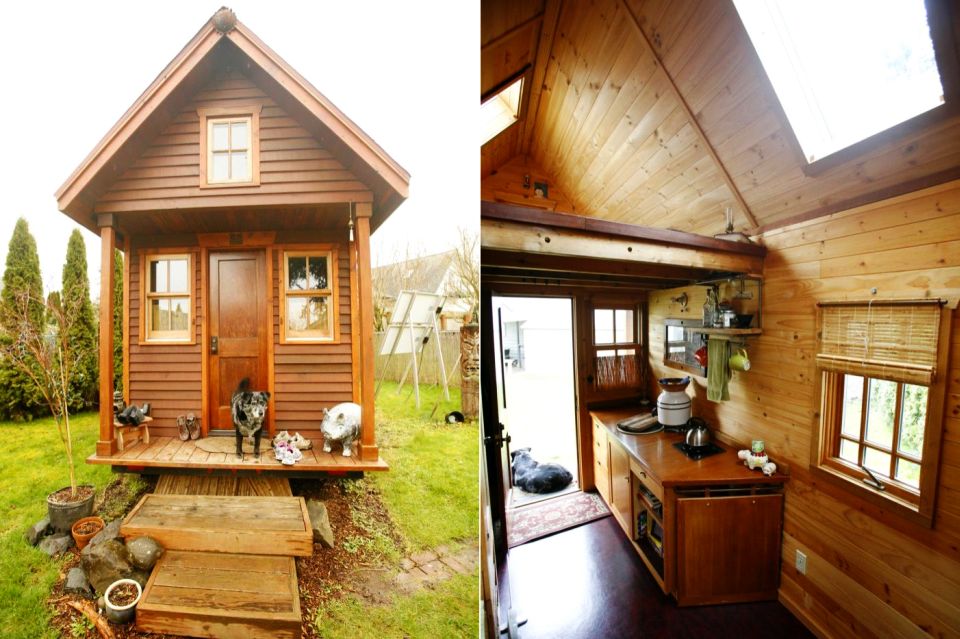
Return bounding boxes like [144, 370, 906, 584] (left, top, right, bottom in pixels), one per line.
[87, 436, 388, 473]
[121, 494, 314, 556]
[137, 550, 301, 639]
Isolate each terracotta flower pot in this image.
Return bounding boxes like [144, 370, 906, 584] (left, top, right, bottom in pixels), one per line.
[71, 516, 104, 550]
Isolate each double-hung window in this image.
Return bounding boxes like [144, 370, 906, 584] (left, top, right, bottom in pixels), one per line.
[591, 305, 644, 392]
[281, 251, 338, 343]
[813, 299, 951, 526]
[143, 254, 193, 343]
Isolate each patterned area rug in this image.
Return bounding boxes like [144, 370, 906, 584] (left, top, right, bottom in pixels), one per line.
[507, 491, 611, 548]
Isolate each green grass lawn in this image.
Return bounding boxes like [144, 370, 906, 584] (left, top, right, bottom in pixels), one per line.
[315, 382, 479, 637]
[0, 412, 113, 639]
[0, 384, 479, 639]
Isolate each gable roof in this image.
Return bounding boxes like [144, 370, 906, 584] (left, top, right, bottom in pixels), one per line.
[56, 7, 409, 234]
[373, 250, 457, 300]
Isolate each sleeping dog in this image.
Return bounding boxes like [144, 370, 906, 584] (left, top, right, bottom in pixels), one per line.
[511, 448, 574, 494]
[231, 378, 270, 461]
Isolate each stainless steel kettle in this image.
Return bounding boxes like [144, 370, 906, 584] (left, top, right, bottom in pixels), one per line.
[685, 417, 711, 447]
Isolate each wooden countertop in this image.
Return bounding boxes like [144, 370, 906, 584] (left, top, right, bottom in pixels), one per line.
[591, 408, 787, 487]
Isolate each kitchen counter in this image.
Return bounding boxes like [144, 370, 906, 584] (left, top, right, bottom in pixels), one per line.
[590, 408, 787, 488]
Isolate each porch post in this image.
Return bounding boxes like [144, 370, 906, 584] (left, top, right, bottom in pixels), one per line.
[97, 215, 118, 457]
[355, 202, 378, 461]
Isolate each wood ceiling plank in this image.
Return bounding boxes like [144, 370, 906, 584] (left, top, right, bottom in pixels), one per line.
[551, 24, 650, 183]
[481, 248, 717, 281]
[547, 14, 633, 181]
[520, 0, 561, 156]
[630, 0, 701, 65]
[482, 0, 545, 48]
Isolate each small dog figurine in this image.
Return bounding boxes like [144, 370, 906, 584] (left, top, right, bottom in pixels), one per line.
[231, 378, 270, 461]
[511, 448, 573, 494]
[320, 402, 361, 457]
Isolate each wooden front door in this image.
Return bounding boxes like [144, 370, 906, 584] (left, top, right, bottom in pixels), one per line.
[208, 250, 269, 432]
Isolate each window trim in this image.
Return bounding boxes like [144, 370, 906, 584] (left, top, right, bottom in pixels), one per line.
[139, 251, 195, 345]
[198, 105, 261, 188]
[279, 248, 340, 344]
[810, 306, 952, 528]
[587, 300, 646, 397]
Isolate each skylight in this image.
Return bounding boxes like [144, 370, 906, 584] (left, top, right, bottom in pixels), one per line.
[481, 76, 523, 145]
[734, 0, 944, 163]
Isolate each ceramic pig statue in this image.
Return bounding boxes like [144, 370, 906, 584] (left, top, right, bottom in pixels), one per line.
[321, 402, 361, 457]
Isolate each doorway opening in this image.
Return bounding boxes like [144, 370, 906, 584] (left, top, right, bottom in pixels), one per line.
[494, 296, 578, 509]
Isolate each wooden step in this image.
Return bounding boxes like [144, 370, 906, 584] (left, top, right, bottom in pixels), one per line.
[121, 494, 313, 556]
[136, 549, 301, 638]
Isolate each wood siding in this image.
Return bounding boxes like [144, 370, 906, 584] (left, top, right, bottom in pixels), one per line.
[98, 69, 369, 215]
[648, 180, 960, 638]
[272, 245, 354, 434]
[128, 243, 203, 439]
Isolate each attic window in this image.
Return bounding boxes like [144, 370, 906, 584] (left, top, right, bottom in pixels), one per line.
[198, 106, 261, 187]
[733, 0, 945, 163]
[481, 76, 523, 145]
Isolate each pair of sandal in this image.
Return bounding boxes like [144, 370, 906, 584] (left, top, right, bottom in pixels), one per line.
[177, 413, 200, 441]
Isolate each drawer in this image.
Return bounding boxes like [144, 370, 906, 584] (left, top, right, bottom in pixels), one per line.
[630, 459, 663, 502]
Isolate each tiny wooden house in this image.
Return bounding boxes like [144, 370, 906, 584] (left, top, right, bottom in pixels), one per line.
[56, 8, 408, 472]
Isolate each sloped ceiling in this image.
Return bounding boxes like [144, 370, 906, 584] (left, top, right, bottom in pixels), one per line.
[482, 0, 960, 236]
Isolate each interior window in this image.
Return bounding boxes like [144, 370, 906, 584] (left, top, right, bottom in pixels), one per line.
[733, 0, 944, 163]
[481, 75, 523, 145]
[591, 306, 642, 391]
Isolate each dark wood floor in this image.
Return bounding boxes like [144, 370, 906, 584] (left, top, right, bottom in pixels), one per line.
[504, 516, 814, 639]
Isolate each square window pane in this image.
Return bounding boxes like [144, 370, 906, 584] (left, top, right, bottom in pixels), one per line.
[666, 326, 684, 341]
[308, 256, 328, 290]
[169, 297, 190, 331]
[840, 375, 863, 438]
[839, 439, 859, 464]
[211, 123, 229, 151]
[287, 256, 307, 290]
[895, 458, 921, 488]
[211, 152, 229, 181]
[898, 384, 927, 458]
[230, 151, 249, 180]
[865, 379, 896, 449]
[231, 121, 249, 149]
[615, 309, 634, 343]
[286, 296, 330, 337]
[168, 259, 188, 293]
[149, 260, 167, 293]
[594, 309, 613, 345]
[863, 447, 891, 478]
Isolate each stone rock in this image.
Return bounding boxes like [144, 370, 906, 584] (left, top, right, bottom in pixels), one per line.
[25, 517, 51, 546]
[306, 499, 335, 548]
[39, 532, 74, 557]
[127, 536, 164, 571]
[84, 519, 122, 554]
[64, 567, 93, 598]
[80, 539, 135, 594]
[129, 569, 151, 590]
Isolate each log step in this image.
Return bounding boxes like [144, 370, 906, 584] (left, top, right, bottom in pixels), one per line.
[120, 494, 313, 556]
[136, 549, 301, 638]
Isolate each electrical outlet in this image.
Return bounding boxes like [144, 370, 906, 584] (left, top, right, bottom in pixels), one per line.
[795, 550, 807, 575]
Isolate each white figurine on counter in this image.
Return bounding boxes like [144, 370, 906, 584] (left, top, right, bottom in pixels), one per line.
[738, 441, 777, 476]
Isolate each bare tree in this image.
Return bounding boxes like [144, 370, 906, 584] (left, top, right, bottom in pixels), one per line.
[1, 291, 89, 497]
[445, 227, 480, 320]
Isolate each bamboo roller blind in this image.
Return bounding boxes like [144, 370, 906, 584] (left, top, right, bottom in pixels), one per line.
[816, 299, 943, 385]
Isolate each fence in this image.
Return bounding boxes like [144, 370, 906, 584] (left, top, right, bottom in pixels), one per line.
[374, 330, 462, 387]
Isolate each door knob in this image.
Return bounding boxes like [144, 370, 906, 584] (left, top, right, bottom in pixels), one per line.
[210, 336, 219, 354]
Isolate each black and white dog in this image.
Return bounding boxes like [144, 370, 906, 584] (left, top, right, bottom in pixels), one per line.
[511, 448, 574, 494]
[231, 378, 270, 461]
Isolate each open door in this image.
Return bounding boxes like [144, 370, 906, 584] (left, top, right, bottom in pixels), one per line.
[207, 250, 269, 434]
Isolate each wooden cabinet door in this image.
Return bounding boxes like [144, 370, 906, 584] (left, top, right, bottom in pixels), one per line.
[675, 494, 783, 606]
[609, 442, 633, 536]
[593, 421, 611, 503]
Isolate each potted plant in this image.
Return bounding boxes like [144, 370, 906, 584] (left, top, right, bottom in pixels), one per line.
[103, 578, 142, 624]
[1, 291, 97, 532]
[70, 515, 104, 550]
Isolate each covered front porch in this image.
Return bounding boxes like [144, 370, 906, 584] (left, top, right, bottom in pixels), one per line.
[87, 435, 388, 474]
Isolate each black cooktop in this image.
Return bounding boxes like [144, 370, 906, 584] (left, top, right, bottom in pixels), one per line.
[672, 441, 724, 460]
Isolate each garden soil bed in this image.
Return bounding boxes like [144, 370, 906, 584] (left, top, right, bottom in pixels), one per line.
[49, 476, 406, 639]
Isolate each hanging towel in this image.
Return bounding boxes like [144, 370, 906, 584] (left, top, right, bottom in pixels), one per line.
[707, 339, 730, 402]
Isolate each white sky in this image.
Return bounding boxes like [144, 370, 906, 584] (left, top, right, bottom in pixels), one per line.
[0, 1, 478, 298]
